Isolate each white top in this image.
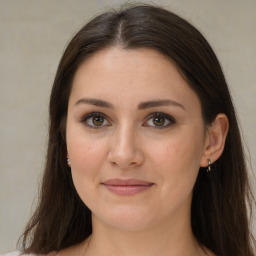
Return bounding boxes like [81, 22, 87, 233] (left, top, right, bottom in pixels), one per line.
[1, 252, 35, 256]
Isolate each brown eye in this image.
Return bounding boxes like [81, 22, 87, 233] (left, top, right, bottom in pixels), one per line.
[92, 116, 104, 126]
[153, 116, 165, 126]
[143, 112, 175, 129]
[81, 112, 110, 129]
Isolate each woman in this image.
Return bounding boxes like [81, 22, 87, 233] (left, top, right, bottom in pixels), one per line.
[6, 4, 255, 256]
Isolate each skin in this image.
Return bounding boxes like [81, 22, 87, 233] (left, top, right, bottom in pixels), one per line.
[62, 47, 228, 256]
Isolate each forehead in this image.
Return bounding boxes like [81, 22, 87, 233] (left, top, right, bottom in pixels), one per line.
[70, 47, 201, 111]
[73, 47, 182, 88]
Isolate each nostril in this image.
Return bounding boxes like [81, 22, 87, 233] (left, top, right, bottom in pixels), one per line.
[110, 161, 117, 166]
[110, 160, 138, 170]
[107, 140, 145, 169]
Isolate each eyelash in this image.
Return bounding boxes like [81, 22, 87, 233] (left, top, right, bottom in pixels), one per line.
[80, 112, 176, 129]
[80, 112, 110, 129]
[143, 112, 176, 129]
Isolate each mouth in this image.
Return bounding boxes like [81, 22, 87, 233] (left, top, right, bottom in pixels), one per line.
[101, 179, 154, 196]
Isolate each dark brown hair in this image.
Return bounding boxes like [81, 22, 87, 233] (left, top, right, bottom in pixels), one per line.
[20, 4, 255, 256]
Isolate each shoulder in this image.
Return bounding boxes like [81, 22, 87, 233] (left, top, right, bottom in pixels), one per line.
[1, 252, 37, 256]
[1, 252, 22, 256]
[1, 251, 58, 256]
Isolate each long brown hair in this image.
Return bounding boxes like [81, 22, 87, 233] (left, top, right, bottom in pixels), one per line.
[20, 4, 255, 255]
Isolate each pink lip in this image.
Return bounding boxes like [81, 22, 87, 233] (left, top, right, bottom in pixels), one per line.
[102, 179, 154, 196]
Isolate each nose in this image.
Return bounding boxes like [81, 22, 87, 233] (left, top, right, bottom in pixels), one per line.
[107, 125, 144, 169]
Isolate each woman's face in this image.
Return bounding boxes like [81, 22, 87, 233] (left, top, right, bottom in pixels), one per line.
[66, 47, 208, 231]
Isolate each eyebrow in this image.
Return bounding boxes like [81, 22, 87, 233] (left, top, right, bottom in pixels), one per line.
[138, 99, 185, 110]
[74, 98, 114, 108]
[74, 98, 185, 110]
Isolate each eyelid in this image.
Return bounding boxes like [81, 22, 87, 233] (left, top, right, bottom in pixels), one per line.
[79, 111, 176, 130]
[80, 112, 111, 129]
[143, 112, 176, 129]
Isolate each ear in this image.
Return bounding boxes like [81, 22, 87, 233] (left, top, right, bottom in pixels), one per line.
[200, 113, 229, 167]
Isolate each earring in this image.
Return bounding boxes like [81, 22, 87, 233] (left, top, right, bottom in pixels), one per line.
[207, 159, 212, 172]
[67, 158, 71, 167]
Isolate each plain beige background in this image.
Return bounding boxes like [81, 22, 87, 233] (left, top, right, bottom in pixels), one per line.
[0, 0, 255, 253]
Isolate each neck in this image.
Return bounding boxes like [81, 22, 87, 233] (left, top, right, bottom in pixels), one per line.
[84, 213, 204, 256]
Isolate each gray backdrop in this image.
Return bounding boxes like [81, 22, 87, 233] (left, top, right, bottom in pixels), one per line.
[0, 0, 255, 253]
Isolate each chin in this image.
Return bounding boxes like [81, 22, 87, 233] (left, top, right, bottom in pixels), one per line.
[93, 205, 156, 231]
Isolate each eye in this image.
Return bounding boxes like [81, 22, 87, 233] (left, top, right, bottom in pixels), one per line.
[81, 112, 110, 129]
[143, 112, 175, 129]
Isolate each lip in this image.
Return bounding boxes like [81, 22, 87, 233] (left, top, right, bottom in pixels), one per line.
[101, 179, 154, 196]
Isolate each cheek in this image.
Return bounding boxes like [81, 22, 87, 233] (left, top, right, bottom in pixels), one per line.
[67, 126, 107, 171]
[153, 130, 204, 172]
[71, 144, 102, 170]
[152, 128, 205, 202]
[67, 132, 108, 200]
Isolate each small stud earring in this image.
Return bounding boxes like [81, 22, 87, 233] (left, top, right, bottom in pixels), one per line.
[207, 159, 212, 172]
[67, 158, 71, 167]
